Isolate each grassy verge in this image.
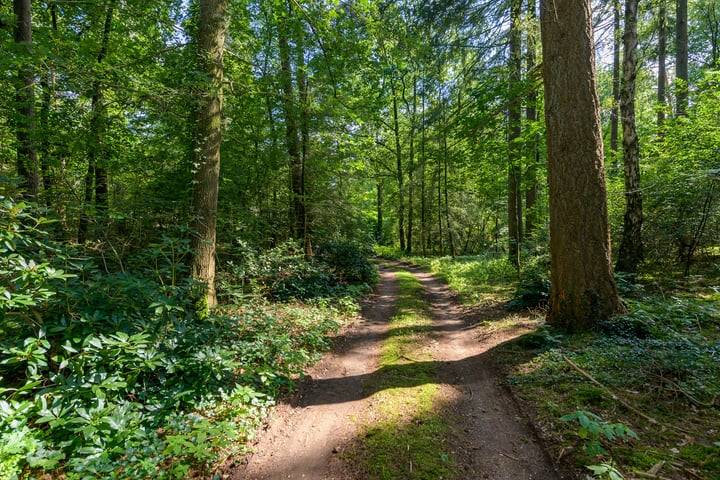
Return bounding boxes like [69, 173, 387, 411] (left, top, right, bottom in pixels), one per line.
[388, 252, 720, 479]
[349, 270, 460, 480]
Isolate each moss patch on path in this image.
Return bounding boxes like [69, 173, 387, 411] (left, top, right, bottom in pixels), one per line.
[348, 270, 461, 480]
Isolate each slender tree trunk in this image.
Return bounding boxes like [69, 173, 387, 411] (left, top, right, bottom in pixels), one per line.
[376, 179, 384, 244]
[190, 0, 227, 309]
[525, 0, 539, 238]
[278, 4, 304, 242]
[391, 83, 405, 252]
[540, 0, 623, 331]
[78, 2, 115, 242]
[441, 104, 455, 258]
[676, 0, 688, 116]
[403, 76, 417, 254]
[295, 13, 310, 254]
[657, 1, 667, 129]
[610, 0, 621, 154]
[420, 86, 427, 256]
[508, 0, 522, 269]
[13, 0, 39, 198]
[616, 0, 643, 276]
[38, 4, 58, 207]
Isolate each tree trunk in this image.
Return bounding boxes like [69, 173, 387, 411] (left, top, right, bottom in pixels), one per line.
[278, 3, 304, 242]
[610, 0, 621, 154]
[376, 179, 384, 244]
[508, 0, 522, 269]
[657, 1, 667, 129]
[190, 0, 227, 309]
[404, 77, 416, 254]
[391, 83, 405, 252]
[78, 2, 115, 243]
[540, 0, 623, 332]
[676, 0, 688, 116]
[525, 0, 539, 238]
[616, 0, 643, 276]
[13, 0, 39, 198]
[295, 11, 310, 254]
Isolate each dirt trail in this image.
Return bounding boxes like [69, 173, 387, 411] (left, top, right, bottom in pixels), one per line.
[233, 261, 566, 479]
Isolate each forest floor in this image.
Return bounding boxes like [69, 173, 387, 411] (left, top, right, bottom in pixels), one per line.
[228, 260, 573, 479]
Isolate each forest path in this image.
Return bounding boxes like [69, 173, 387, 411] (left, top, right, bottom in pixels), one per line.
[231, 261, 564, 479]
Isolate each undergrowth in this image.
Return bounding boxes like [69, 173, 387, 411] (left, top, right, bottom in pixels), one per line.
[0, 198, 367, 479]
[403, 252, 720, 479]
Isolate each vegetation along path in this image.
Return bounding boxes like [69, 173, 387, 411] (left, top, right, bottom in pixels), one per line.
[234, 261, 562, 479]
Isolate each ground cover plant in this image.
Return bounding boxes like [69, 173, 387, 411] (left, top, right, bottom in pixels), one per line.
[392, 251, 720, 480]
[0, 199, 369, 479]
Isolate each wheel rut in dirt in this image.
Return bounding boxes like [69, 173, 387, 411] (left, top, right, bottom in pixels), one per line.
[234, 261, 564, 479]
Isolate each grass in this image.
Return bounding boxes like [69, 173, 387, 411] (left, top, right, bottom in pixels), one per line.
[349, 270, 461, 480]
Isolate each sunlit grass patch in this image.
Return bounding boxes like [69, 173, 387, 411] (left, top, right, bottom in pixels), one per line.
[350, 269, 461, 479]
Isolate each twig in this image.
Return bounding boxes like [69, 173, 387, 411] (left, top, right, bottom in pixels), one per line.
[654, 374, 718, 408]
[499, 452, 522, 462]
[562, 355, 658, 425]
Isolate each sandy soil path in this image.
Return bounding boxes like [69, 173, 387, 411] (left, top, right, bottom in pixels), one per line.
[232, 261, 568, 479]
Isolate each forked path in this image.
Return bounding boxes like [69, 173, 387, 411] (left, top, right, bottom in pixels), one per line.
[233, 261, 564, 479]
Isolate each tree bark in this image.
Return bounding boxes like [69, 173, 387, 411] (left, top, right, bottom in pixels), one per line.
[391, 82, 405, 252]
[78, 2, 115, 243]
[190, 0, 227, 309]
[540, 0, 623, 331]
[657, 1, 667, 129]
[278, 3, 304, 242]
[676, 0, 688, 116]
[524, 0, 539, 238]
[610, 0, 621, 154]
[616, 0, 643, 276]
[508, 0, 522, 269]
[13, 0, 39, 198]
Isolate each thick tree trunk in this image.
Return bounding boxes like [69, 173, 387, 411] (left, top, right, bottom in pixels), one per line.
[540, 0, 623, 331]
[507, 0, 522, 269]
[190, 0, 227, 309]
[676, 0, 688, 116]
[617, 0, 643, 276]
[13, 0, 39, 198]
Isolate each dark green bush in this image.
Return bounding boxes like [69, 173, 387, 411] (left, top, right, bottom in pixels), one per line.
[315, 240, 378, 285]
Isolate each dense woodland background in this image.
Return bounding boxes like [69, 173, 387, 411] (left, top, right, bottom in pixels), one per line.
[1, 0, 719, 478]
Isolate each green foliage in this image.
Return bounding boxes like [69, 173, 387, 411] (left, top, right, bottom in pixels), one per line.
[586, 462, 625, 480]
[0, 199, 347, 478]
[560, 410, 638, 456]
[508, 254, 550, 310]
[218, 240, 376, 303]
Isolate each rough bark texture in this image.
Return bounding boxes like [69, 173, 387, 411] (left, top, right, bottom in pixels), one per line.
[191, 0, 227, 309]
[13, 0, 39, 198]
[540, 0, 623, 331]
[617, 0, 643, 275]
[676, 0, 688, 116]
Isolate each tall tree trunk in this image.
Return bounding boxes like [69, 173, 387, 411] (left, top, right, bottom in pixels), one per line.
[78, 2, 115, 243]
[616, 0, 643, 276]
[525, 0, 539, 238]
[38, 4, 57, 207]
[507, 0, 522, 269]
[441, 103, 455, 258]
[676, 0, 688, 116]
[376, 179, 384, 244]
[295, 11, 310, 254]
[190, 0, 227, 309]
[540, 0, 623, 332]
[278, 3, 304, 242]
[403, 76, 416, 254]
[391, 82, 405, 252]
[13, 0, 39, 198]
[657, 1, 667, 129]
[420, 85, 427, 256]
[610, 0, 621, 154]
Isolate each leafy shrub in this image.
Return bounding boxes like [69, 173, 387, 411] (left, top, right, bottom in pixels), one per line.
[508, 254, 550, 310]
[0, 199, 345, 478]
[315, 240, 379, 285]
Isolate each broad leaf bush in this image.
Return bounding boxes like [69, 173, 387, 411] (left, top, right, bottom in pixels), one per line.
[0, 198, 349, 478]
